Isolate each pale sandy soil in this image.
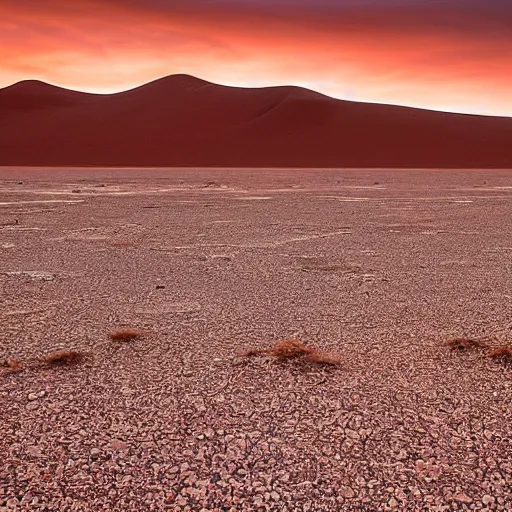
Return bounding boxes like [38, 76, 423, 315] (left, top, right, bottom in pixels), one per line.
[1, 168, 511, 511]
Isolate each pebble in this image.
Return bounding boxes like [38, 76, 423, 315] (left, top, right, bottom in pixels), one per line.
[453, 492, 472, 504]
[6, 498, 19, 508]
[26, 445, 43, 458]
[90, 448, 101, 458]
[340, 486, 356, 499]
[109, 439, 127, 451]
[482, 495, 494, 505]
[388, 497, 399, 508]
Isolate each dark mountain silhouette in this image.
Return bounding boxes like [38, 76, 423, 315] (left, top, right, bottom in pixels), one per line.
[1, 74, 511, 167]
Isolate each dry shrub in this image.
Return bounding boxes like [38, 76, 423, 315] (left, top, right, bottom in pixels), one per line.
[269, 339, 314, 359]
[43, 350, 85, 367]
[487, 346, 512, 365]
[1, 359, 24, 373]
[444, 337, 482, 351]
[110, 328, 143, 342]
[243, 339, 341, 366]
[304, 351, 343, 366]
[243, 349, 267, 358]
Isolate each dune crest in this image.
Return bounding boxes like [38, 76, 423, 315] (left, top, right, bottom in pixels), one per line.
[1, 74, 512, 167]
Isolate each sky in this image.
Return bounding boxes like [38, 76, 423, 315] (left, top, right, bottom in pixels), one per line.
[1, 0, 512, 116]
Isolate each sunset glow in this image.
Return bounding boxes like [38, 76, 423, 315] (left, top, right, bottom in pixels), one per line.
[2, 0, 512, 116]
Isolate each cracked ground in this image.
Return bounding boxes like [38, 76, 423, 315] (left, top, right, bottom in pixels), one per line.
[1, 168, 511, 511]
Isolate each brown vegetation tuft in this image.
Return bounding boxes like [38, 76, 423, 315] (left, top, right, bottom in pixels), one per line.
[1, 359, 24, 373]
[269, 339, 314, 359]
[242, 339, 341, 366]
[110, 328, 144, 342]
[43, 350, 85, 367]
[303, 351, 344, 366]
[444, 337, 483, 351]
[487, 346, 512, 365]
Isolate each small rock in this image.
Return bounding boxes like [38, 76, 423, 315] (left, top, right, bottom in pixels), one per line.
[26, 445, 43, 458]
[109, 439, 127, 451]
[388, 498, 399, 508]
[6, 497, 19, 508]
[453, 492, 472, 504]
[482, 495, 494, 505]
[156, 285, 165, 289]
[90, 448, 101, 458]
[211, 255, 232, 261]
[28, 393, 38, 401]
[345, 429, 360, 440]
[340, 486, 356, 499]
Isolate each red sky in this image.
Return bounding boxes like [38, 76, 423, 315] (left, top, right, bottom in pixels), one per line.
[2, 0, 512, 116]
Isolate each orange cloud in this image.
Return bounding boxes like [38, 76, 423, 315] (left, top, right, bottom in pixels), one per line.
[1, 0, 511, 116]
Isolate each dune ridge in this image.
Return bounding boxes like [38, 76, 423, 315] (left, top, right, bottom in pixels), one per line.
[1, 74, 512, 168]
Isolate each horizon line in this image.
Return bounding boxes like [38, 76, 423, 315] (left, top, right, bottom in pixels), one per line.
[2, 73, 511, 120]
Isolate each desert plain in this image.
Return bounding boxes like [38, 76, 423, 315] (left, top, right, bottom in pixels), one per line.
[1, 167, 511, 511]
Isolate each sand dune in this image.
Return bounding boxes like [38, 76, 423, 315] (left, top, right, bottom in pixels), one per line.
[1, 74, 512, 167]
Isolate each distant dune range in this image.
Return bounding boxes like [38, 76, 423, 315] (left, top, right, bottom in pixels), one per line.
[1, 74, 512, 168]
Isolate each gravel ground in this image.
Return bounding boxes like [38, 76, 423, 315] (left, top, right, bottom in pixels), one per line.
[1, 168, 511, 511]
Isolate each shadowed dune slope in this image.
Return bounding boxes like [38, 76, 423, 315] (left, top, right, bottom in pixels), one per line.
[1, 74, 512, 167]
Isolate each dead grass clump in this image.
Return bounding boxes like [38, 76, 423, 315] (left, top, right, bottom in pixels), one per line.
[43, 350, 85, 367]
[269, 339, 314, 359]
[1, 359, 24, 373]
[243, 349, 267, 358]
[444, 337, 483, 351]
[487, 346, 512, 365]
[304, 351, 343, 366]
[110, 328, 143, 342]
[243, 339, 342, 366]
